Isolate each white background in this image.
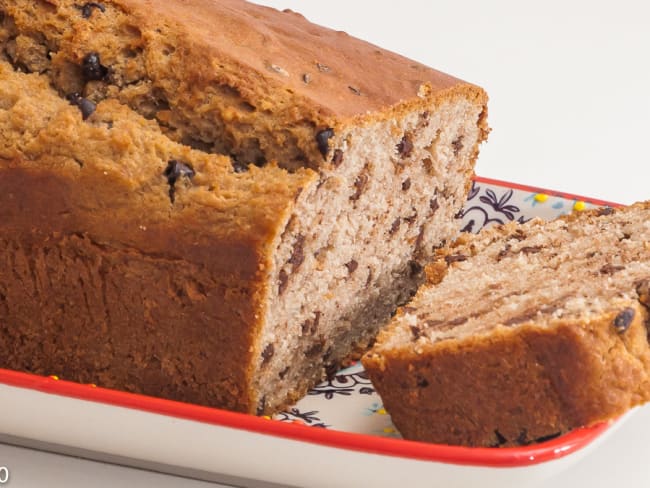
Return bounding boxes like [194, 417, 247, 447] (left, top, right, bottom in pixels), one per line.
[2, 0, 650, 486]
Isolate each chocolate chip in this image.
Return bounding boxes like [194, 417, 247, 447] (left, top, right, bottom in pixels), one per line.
[163, 159, 195, 202]
[350, 173, 368, 201]
[278, 269, 288, 295]
[261, 343, 274, 365]
[305, 339, 325, 357]
[416, 376, 429, 388]
[404, 212, 418, 225]
[345, 260, 358, 273]
[451, 135, 464, 156]
[497, 244, 512, 261]
[494, 430, 508, 446]
[636, 279, 650, 308]
[325, 362, 340, 380]
[396, 135, 413, 158]
[300, 311, 321, 335]
[82, 52, 109, 81]
[448, 316, 468, 326]
[401, 178, 411, 191]
[429, 197, 440, 214]
[348, 85, 361, 95]
[424, 319, 444, 328]
[613, 307, 635, 333]
[65, 92, 96, 120]
[278, 366, 290, 379]
[231, 157, 249, 173]
[256, 396, 266, 415]
[503, 310, 537, 326]
[331, 149, 344, 167]
[444, 254, 467, 265]
[410, 325, 422, 340]
[509, 229, 527, 241]
[76, 2, 106, 18]
[600, 264, 625, 275]
[288, 235, 305, 270]
[389, 218, 401, 235]
[596, 207, 615, 217]
[521, 246, 543, 255]
[408, 260, 423, 278]
[316, 128, 334, 158]
[516, 429, 529, 445]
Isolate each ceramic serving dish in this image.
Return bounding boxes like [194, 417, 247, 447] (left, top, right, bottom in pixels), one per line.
[0, 177, 626, 488]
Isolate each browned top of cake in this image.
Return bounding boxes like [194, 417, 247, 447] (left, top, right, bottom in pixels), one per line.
[116, 0, 479, 123]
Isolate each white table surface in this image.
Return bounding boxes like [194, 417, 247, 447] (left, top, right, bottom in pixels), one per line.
[2, 0, 649, 486]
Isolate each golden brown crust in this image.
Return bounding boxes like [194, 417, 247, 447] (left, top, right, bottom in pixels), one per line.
[364, 301, 650, 446]
[0, 0, 488, 169]
[116, 0, 477, 122]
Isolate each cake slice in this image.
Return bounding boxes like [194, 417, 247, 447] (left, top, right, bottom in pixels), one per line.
[363, 203, 650, 446]
[0, 1, 487, 414]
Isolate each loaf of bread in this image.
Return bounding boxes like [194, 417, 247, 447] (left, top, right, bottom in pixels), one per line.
[363, 203, 650, 446]
[0, 1, 488, 414]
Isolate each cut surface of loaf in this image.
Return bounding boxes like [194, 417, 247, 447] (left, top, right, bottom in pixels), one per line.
[363, 203, 650, 447]
[0, 1, 488, 414]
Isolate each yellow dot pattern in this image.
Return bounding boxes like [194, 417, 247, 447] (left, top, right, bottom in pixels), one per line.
[573, 201, 586, 211]
[534, 193, 548, 203]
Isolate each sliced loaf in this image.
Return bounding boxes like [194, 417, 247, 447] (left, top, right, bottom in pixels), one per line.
[363, 203, 650, 446]
[0, 0, 488, 414]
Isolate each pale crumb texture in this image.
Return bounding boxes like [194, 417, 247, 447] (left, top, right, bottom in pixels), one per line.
[0, 0, 488, 415]
[363, 203, 650, 447]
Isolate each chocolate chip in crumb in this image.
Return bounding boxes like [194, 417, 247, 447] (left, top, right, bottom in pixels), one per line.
[256, 396, 266, 415]
[404, 212, 417, 225]
[613, 307, 635, 333]
[636, 279, 650, 307]
[82, 52, 108, 81]
[600, 264, 625, 275]
[331, 149, 344, 167]
[402, 178, 411, 191]
[278, 269, 288, 295]
[66, 92, 96, 120]
[389, 218, 401, 235]
[76, 2, 106, 18]
[350, 173, 368, 201]
[288, 234, 306, 270]
[345, 259, 358, 273]
[278, 366, 290, 380]
[410, 325, 422, 340]
[397, 135, 413, 158]
[448, 316, 468, 326]
[597, 207, 615, 217]
[416, 376, 429, 388]
[316, 128, 334, 158]
[231, 158, 249, 173]
[451, 135, 464, 156]
[163, 160, 195, 203]
[429, 197, 440, 214]
[445, 254, 467, 265]
[521, 246, 543, 255]
[261, 343, 274, 365]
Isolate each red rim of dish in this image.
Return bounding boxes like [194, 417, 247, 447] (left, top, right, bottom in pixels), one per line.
[0, 176, 619, 468]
